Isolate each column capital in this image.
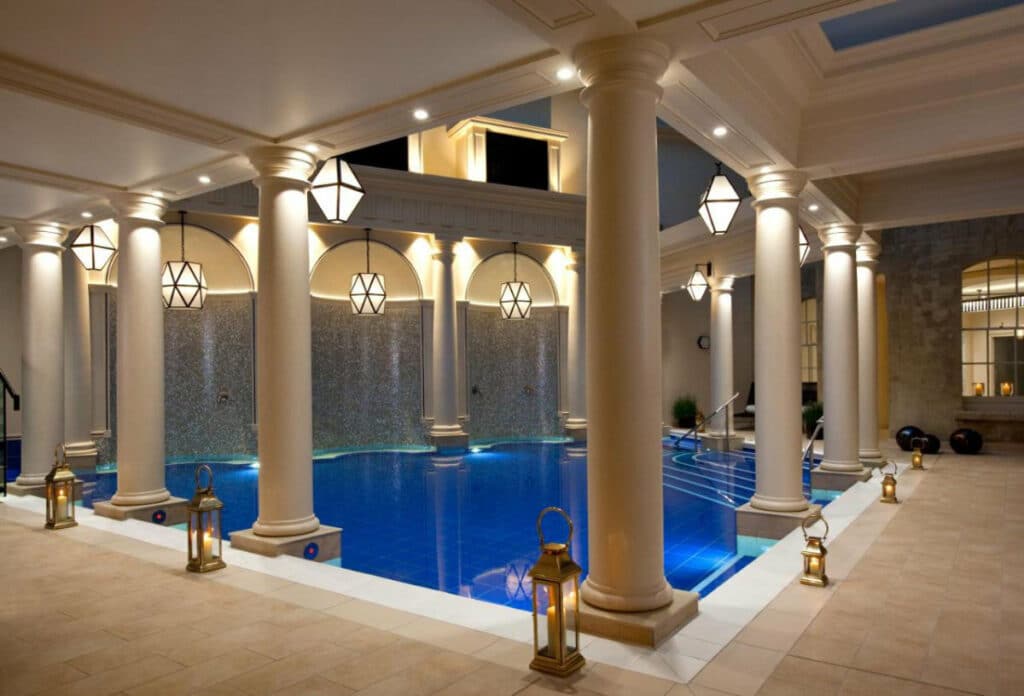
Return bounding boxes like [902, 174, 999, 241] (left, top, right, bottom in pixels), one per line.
[818, 223, 861, 252]
[856, 234, 881, 267]
[15, 223, 67, 249]
[109, 192, 168, 225]
[247, 146, 318, 188]
[567, 248, 585, 271]
[710, 275, 735, 294]
[432, 237, 458, 261]
[747, 170, 807, 205]
[574, 35, 670, 104]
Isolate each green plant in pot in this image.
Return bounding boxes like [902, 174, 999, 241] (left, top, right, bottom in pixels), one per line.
[674, 396, 698, 429]
[803, 401, 824, 439]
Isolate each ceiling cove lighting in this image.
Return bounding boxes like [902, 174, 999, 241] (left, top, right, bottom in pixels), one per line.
[798, 227, 810, 267]
[70, 223, 117, 271]
[499, 242, 532, 320]
[310, 156, 365, 223]
[162, 211, 207, 309]
[697, 162, 741, 236]
[685, 263, 711, 302]
[350, 228, 386, 315]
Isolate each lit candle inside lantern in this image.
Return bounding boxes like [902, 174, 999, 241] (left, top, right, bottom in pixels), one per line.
[1001, 382, 1014, 396]
[190, 529, 197, 558]
[203, 527, 213, 558]
[808, 556, 820, 573]
[545, 587, 562, 658]
[57, 488, 67, 517]
[974, 382, 984, 396]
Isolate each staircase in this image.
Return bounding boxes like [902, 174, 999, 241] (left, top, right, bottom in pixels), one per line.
[662, 447, 814, 508]
[1, 369, 20, 497]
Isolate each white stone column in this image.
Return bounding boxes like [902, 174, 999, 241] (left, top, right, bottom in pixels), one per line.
[856, 235, 884, 466]
[248, 146, 320, 537]
[748, 171, 809, 513]
[109, 193, 171, 506]
[13, 224, 66, 491]
[575, 35, 674, 613]
[63, 247, 97, 469]
[564, 251, 587, 440]
[817, 224, 865, 478]
[430, 238, 468, 451]
[707, 275, 739, 448]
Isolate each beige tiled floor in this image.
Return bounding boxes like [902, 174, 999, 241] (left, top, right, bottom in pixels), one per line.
[688, 444, 1024, 696]
[3, 442, 1021, 695]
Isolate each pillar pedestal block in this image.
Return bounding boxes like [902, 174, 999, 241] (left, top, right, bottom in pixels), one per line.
[429, 431, 469, 453]
[564, 420, 587, 443]
[6, 481, 47, 497]
[811, 466, 872, 492]
[736, 502, 822, 540]
[64, 441, 99, 472]
[699, 433, 745, 452]
[93, 497, 188, 526]
[859, 451, 886, 467]
[230, 525, 341, 562]
[579, 589, 698, 647]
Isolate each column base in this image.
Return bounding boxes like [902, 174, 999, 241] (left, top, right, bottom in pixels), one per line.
[429, 427, 469, 453]
[230, 525, 341, 562]
[564, 420, 587, 443]
[64, 441, 99, 472]
[578, 589, 699, 647]
[699, 433, 745, 452]
[858, 449, 886, 467]
[6, 481, 48, 498]
[93, 497, 189, 526]
[811, 466, 871, 492]
[736, 502, 822, 540]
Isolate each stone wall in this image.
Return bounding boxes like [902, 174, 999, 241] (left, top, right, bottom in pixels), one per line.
[880, 214, 1024, 441]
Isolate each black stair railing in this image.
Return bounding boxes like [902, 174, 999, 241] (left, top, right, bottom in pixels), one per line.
[1, 369, 20, 497]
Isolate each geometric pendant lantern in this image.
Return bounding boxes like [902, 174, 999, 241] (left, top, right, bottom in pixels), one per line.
[798, 226, 810, 267]
[685, 263, 711, 302]
[499, 241, 532, 320]
[697, 161, 741, 236]
[161, 211, 207, 309]
[350, 228, 386, 315]
[69, 224, 116, 271]
[310, 156, 365, 223]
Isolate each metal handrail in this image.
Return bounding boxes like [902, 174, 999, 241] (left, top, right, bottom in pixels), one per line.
[1, 368, 18, 497]
[0, 369, 19, 411]
[673, 392, 741, 452]
[803, 417, 824, 467]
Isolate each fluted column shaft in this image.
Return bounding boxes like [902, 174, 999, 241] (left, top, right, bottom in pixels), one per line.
[565, 252, 587, 433]
[249, 146, 320, 537]
[111, 193, 171, 505]
[16, 224, 67, 486]
[63, 247, 97, 460]
[748, 171, 809, 512]
[856, 236, 883, 465]
[430, 239, 465, 438]
[575, 35, 673, 612]
[819, 225, 864, 473]
[709, 276, 735, 437]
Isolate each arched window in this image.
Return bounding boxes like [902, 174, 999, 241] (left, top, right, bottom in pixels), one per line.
[962, 258, 1024, 397]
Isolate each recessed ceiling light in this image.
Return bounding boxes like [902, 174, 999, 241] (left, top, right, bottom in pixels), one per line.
[712, 126, 728, 138]
[413, 108, 430, 121]
[808, 204, 820, 212]
[197, 175, 211, 185]
[304, 143, 320, 154]
[556, 66, 575, 81]
[81, 211, 93, 219]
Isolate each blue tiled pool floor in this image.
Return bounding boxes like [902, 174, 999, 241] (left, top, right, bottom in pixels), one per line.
[74, 441, 828, 612]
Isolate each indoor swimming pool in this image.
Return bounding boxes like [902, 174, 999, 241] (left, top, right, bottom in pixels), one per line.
[65, 441, 829, 611]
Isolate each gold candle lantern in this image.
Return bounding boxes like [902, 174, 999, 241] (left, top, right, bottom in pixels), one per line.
[800, 513, 829, 587]
[880, 461, 899, 504]
[45, 445, 77, 530]
[973, 382, 985, 396]
[910, 439, 924, 470]
[1000, 381, 1014, 396]
[529, 507, 584, 677]
[186, 465, 226, 573]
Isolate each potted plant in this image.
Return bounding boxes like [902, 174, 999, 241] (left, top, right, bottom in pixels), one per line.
[673, 396, 698, 429]
[803, 401, 824, 439]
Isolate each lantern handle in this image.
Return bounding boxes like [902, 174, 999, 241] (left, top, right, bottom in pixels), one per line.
[536, 506, 573, 548]
[194, 464, 215, 493]
[801, 512, 829, 541]
[884, 460, 898, 476]
[53, 443, 67, 468]
[910, 437, 923, 450]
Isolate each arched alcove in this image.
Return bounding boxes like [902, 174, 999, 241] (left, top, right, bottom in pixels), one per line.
[309, 239, 424, 450]
[310, 239, 422, 300]
[463, 250, 561, 440]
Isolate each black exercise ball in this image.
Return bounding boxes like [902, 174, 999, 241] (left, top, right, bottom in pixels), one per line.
[921, 434, 941, 454]
[949, 428, 983, 455]
[896, 425, 925, 451]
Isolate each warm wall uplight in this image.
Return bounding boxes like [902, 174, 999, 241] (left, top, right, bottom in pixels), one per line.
[712, 126, 728, 138]
[413, 108, 430, 121]
[556, 66, 575, 81]
[198, 175, 211, 185]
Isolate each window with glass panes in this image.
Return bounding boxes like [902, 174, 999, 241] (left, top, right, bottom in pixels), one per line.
[962, 258, 1024, 397]
[801, 298, 818, 383]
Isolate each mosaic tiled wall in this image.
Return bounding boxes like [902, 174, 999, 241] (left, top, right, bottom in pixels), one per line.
[465, 305, 561, 440]
[311, 298, 425, 449]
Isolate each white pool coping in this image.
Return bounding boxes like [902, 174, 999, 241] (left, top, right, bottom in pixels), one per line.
[1, 461, 909, 684]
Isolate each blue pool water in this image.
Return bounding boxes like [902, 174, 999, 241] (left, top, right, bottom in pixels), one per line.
[70, 441, 828, 611]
